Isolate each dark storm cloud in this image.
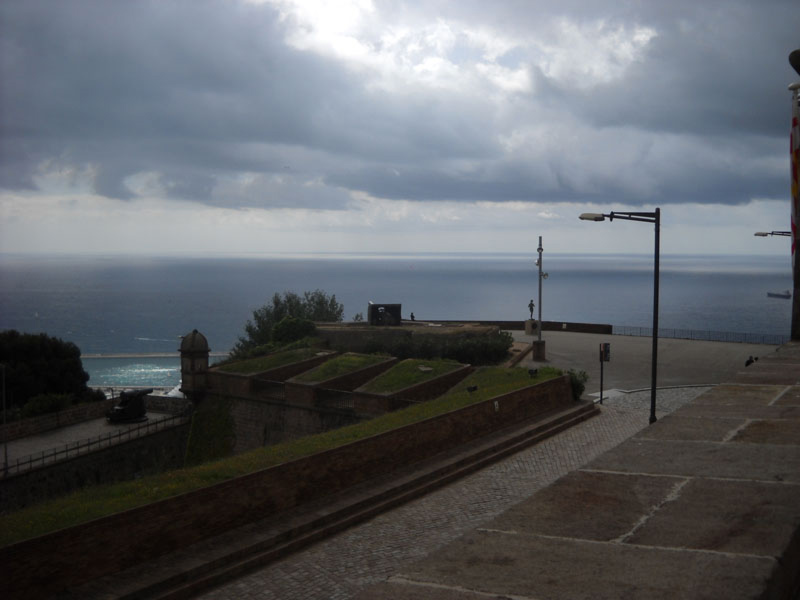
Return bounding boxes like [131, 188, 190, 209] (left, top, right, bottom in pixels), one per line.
[0, 0, 797, 209]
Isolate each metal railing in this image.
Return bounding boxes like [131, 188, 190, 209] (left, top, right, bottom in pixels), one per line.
[2, 413, 191, 478]
[613, 325, 789, 346]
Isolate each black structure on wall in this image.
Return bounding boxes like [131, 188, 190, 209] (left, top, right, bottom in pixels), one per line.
[368, 303, 402, 326]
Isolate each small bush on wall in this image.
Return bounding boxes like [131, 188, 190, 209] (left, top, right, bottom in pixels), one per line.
[272, 316, 317, 344]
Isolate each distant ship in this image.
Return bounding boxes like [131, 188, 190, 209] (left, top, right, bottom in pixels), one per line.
[767, 290, 791, 299]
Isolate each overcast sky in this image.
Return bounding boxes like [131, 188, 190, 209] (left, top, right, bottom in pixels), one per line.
[1, 0, 798, 257]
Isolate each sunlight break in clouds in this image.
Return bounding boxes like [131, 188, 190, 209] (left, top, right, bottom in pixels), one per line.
[0, 0, 796, 257]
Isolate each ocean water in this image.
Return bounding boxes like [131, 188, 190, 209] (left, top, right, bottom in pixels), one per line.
[0, 253, 793, 387]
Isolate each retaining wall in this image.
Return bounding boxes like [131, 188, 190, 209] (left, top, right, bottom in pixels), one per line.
[285, 356, 399, 407]
[0, 399, 117, 443]
[352, 365, 473, 416]
[229, 395, 364, 452]
[0, 420, 191, 512]
[2, 376, 573, 600]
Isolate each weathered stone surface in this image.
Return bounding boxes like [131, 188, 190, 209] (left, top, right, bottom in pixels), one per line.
[628, 478, 800, 556]
[393, 530, 776, 600]
[732, 419, 800, 445]
[635, 414, 745, 442]
[354, 580, 496, 600]
[691, 384, 783, 405]
[672, 403, 800, 420]
[587, 438, 800, 483]
[486, 470, 680, 541]
[775, 385, 800, 405]
[734, 370, 800, 385]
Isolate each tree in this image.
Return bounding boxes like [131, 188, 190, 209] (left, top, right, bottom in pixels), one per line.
[234, 290, 344, 355]
[0, 330, 101, 412]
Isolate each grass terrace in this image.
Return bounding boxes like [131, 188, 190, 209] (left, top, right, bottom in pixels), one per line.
[291, 353, 388, 383]
[0, 365, 563, 548]
[359, 358, 463, 394]
[215, 347, 332, 374]
[441, 366, 563, 403]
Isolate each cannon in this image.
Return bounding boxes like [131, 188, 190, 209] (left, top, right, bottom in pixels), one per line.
[107, 388, 152, 423]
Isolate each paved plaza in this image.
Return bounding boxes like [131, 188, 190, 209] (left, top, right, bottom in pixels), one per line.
[511, 329, 777, 391]
[198, 387, 705, 600]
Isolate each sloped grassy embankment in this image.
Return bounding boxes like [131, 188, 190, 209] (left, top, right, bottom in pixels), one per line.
[0, 365, 562, 547]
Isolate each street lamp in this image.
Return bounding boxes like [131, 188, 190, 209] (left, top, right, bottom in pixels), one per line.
[754, 231, 791, 237]
[531, 236, 549, 360]
[579, 209, 661, 424]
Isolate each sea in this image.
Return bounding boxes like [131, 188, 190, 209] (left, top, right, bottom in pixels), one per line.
[0, 253, 793, 389]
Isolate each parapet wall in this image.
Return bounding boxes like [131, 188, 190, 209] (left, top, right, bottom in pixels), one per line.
[0, 399, 116, 443]
[2, 376, 573, 600]
[0, 395, 191, 444]
[352, 365, 474, 416]
[0, 420, 191, 512]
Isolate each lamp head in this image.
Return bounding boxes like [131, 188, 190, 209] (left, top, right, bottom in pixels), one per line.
[579, 213, 605, 222]
[753, 232, 769, 237]
[542, 272, 549, 280]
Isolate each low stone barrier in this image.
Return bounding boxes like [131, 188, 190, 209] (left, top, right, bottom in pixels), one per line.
[0, 419, 191, 512]
[0, 399, 116, 443]
[2, 375, 573, 600]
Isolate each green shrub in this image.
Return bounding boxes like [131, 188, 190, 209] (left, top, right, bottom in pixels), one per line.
[272, 316, 316, 344]
[567, 369, 589, 401]
[233, 289, 343, 357]
[21, 393, 73, 418]
[352, 330, 513, 366]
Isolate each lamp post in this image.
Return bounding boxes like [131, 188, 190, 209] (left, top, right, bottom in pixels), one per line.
[532, 236, 548, 360]
[754, 231, 791, 237]
[579, 209, 660, 424]
[536, 237, 549, 341]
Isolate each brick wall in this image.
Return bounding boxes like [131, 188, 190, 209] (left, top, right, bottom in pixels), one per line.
[1, 375, 571, 599]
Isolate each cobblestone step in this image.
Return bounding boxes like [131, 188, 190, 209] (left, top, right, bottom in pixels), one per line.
[83, 402, 598, 600]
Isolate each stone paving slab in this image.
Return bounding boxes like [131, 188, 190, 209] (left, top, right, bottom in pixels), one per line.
[671, 402, 800, 420]
[732, 342, 800, 386]
[733, 419, 800, 445]
[690, 384, 784, 405]
[370, 529, 777, 600]
[588, 437, 800, 483]
[628, 477, 800, 556]
[636, 414, 745, 442]
[775, 385, 800, 405]
[485, 470, 681, 542]
[734, 371, 800, 385]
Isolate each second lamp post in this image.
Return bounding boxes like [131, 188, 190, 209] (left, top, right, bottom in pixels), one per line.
[579, 208, 661, 424]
